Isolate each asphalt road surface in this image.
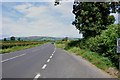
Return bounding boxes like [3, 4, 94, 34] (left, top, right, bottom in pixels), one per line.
[1, 43, 114, 79]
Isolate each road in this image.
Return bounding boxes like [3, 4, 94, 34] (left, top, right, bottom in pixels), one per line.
[1, 43, 115, 79]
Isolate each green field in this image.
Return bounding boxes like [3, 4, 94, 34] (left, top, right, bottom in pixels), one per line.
[0, 41, 48, 54]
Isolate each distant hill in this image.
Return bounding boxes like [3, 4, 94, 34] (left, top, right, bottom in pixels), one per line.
[19, 36, 63, 41]
[4, 36, 80, 41]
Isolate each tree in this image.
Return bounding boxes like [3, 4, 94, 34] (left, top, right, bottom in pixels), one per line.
[62, 37, 68, 41]
[72, 2, 116, 39]
[10, 36, 15, 41]
[3, 38, 7, 41]
[18, 38, 21, 41]
[85, 24, 120, 68]
[54, 0, 119, 39]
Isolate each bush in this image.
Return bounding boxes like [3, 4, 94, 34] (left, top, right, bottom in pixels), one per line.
[65, 40, 80, 49]
[85, 24, 120, 68]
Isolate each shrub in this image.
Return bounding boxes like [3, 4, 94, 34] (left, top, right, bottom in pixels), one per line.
[85, 24, 120, 68]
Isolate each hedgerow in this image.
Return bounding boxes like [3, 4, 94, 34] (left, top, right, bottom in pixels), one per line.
[85, 24, 119, 68]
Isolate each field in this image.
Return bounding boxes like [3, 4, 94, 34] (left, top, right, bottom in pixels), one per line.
[0, 41, 48, 54]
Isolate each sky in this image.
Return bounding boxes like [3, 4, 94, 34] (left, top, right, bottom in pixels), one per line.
[1, 1, 119, 39]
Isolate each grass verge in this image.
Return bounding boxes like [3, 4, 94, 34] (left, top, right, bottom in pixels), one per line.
[56, 42, 118, 77]
[0, 43, 44, 54]
[67, 47, 114, 70]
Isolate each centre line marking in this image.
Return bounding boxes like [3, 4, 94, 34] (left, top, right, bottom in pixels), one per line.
[1, 53, 26, 63]
[53, 50, 55, 53]
[42, 64, 47, 69]
[52, 54, 54, 56]
[47, 59, 50, 63]
[33, 73, 41, 80]
[52, 44, 56, 54]
[50, 56, 52, 59]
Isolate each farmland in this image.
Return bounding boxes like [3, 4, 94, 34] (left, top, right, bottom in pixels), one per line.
[0, 41, 48, 54]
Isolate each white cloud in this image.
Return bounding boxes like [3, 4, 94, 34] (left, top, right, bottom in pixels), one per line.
[3, 16, 81, 38]
[2, 2, 82, 38]
[15, 3, 32, 11]
[25, 6, 48, 18]
[15, 3, 48, 18]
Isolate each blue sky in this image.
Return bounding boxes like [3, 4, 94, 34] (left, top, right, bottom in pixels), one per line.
[1, 1, 119, 39]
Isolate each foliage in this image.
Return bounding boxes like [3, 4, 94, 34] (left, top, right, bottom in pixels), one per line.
[0, 41, 48, 53]
[10, 36, 15, 41]
[55, 40, 68, 49]
[56, 41, 115, 74]
[3, 38, 7, 41]
[18, 38, 21, 41]
[54, 1, 119, 39]
[62, 37, 68, 41]
[84, 24, 119, 69]
[67, 47, 114, 71]
[65, 24, 119, 69]
[1, 41, 45, 49]
[65, 40, 79, 49]
[72, 2, 116, 39]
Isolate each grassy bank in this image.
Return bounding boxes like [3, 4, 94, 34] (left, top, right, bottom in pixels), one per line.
[0, 41, 48, 54]
[55, 41, 118, 77]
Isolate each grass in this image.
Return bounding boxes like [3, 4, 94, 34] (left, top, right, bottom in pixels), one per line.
[55, 41, 69, 49]
[0, 43, 45, 54]
[56, 43, 65, 49]
[55, 41, 116, 75]
[67, 47, 114, 70]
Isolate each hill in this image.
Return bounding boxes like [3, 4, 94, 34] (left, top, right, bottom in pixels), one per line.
[3, 36, 80, 41]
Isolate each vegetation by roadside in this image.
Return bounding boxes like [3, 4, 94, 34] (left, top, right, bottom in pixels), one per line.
[55, 41, 118, 77]
[0, 41, 48, 54]
[55, 2, 119, 78]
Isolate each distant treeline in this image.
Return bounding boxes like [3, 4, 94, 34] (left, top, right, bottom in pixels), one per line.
[3, 36, 22, 41]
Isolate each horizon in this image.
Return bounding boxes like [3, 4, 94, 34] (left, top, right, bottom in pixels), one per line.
[1, 35, 81, 40]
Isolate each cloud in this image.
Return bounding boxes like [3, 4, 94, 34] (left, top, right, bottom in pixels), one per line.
[15, 3, 32, 10]
[15, 3, 48, 18]
[2, 2, 82, 39]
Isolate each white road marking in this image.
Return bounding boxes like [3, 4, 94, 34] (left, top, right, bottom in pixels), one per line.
[1, 53, 26, 63]
[52, 54, 54, 56]
[33, 73, 41, 80]
[47, 59, 50, 63]
[53, 50, 55, 53]
[42, 64, 47, 69]
[50, 56, 52, 59]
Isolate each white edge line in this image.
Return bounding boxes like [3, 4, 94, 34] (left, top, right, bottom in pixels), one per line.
[47, 59, 50, 63]
[33, 73, 41, 80]
[42, 64, 47, 69]
[1, 53, 26, 63]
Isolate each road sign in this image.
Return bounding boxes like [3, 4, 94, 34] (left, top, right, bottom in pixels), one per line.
[117, 38, 120, 53]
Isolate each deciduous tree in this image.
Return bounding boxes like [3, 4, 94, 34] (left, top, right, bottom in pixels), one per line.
[10, 36, 15, 41]
[72, 2, 116, 39]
